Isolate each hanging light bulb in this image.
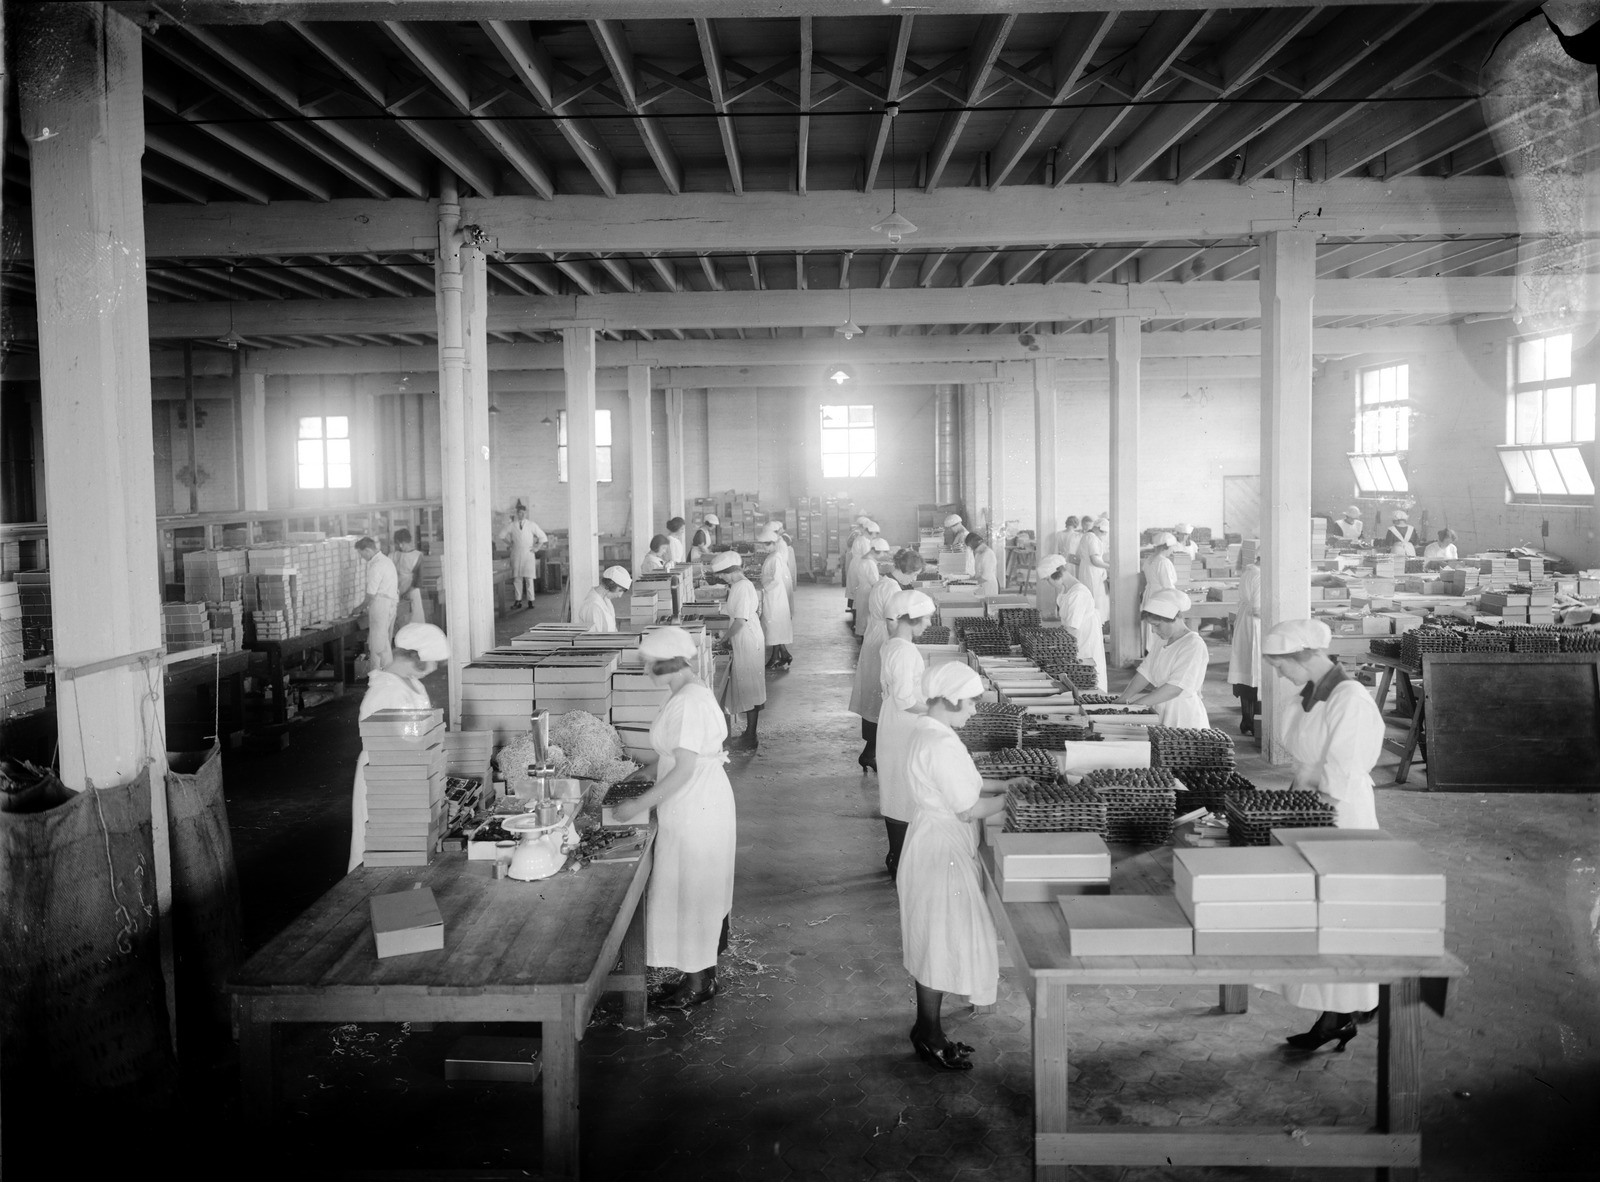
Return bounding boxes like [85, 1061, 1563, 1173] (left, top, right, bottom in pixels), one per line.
[870, 212, 918, 245]
[870, 102, 917, 244]
[836, 320, 864, 340]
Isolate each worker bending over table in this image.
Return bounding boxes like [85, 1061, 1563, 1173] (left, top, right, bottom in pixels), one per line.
[574, 566, 632, 633]
[1121, 588, 1209, 727]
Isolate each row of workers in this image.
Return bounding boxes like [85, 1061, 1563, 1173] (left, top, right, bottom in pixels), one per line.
[1330, 505, 1459, 557]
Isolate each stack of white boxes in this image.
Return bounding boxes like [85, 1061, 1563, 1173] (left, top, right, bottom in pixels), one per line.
[0, 582, 24, 718]
[206, 602, 246, 653]
[1173, 846, 1318, 955]
[1299, 839, 1447, 956]
[1057, 896, 1194, 955]
[460, 660, 537, 743]
[161, 602, 211, 652]
[534, 652, 617, 717]
[183, 548, 247, 604]
[991, 832, 1110, 903]
[360, 707, 446, 867]
[610, 666, 669, 762]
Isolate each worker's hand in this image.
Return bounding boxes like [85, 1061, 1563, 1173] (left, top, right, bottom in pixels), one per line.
[610, 800, 647, 824]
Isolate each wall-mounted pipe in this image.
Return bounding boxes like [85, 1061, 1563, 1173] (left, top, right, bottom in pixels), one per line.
[933, 382, 960, 505]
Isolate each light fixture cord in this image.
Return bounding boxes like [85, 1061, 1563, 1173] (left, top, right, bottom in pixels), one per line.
[889, 104, 899, 216]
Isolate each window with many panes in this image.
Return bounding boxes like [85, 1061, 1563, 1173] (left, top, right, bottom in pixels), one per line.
[1348, 362, 1409, 494]
[820, 404, 876, 478]
[1498, 332, 1595, 505]
[297, 415, 352, 490]
[557, 409, 613, 483]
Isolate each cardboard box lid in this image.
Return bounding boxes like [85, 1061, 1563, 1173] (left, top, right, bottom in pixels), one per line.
[1270, 827, 1394, 848]
[1058, 895, 1192, 932]
[1297, 839, 1443, 881]
[370, 886, 444, 935]
[993, 832, 1109, 858]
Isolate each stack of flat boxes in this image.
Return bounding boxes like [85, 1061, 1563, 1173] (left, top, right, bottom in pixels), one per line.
[246, 546, 300, 639]
[1058, 895, 1195, 955]
[611, 665, 668, 763]
[183, 549, 247, 605]
[206, 602, 246, 653]
[161, 603, 212, 652]
[1173, 846, 1318, 955]
[991, 833, 1110, 903]
[360, 707, 445, 867]
[824, 496, 854, 574]
[625, 590, 661, 625]
[17, 572, 51, 659]
[0, 582, 26, 718]
[460, 660, 536, 742]
[535, 652, 617, 717]
[1297, 838, 1446, 956]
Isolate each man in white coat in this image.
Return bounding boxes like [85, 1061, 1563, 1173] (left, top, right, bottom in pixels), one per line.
[500, 501, 547, 608]
[355, 536, 398, 671]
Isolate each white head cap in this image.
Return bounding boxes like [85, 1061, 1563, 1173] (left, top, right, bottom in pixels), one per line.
[1175, 522, 1192, 534]
[703, 514, 720, 526]
[887, 589, 936, 620]
[709, 551, 741, 572]
[870, 538, 891, 552]
[638, 625, 698, 662]
[756, 524, 780, 543]
[1037, 554, 1069, 579]
[1155, 532, 1177, 548]
[1092, 516, 1110, 531]
[1390, 509, 1409, 522]
[856, 515, 872, 526]
[1344, 505, 1362, 518]
[393, 622, 449, 662]
[1142, 588, 1192, 620]
[1262, 618, 1333, 655]
[601, 565, 633, 589]
[943, 514, 963, 528]
[923, 662, 984, 703]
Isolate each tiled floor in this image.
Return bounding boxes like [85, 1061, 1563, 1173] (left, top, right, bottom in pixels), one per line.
[208, 585, 1600, 1180]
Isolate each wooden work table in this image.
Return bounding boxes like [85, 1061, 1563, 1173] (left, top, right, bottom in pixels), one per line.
[979, 845, 1466, 1181]
[245, 616, 365, 725]
[227, 835, 655, 1179]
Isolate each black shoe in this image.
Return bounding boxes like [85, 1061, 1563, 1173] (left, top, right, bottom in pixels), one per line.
[910, 1031, 973, 1072]
[656, 972, 717, 1010]
[1286, 1015, 1357, 1052]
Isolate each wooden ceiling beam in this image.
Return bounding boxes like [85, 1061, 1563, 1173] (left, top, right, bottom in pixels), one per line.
[144, 82, 338, 202]
[288, 22, 503, 197]
[143, 124, 273, 203]
[133, 179, 1525, 260]
[480, 19, 621, 197]
[589, 19, 684, 194]
[128, 279, 1528, 342]
[797, 17, 813, 195]
[693, 18, 745, 195]
[643, 254, 681, 293]
[863, 16, 914, 194]
[1323, 93, 1481, 179]
[999, 246, 1050, 285]
[924, 14, 1015, 193]
[987, 12, 1118, 189]
[157, 26, 422, 197]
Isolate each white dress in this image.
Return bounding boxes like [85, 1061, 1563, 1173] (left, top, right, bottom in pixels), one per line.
[760, 552, 794, 645]
[1057, 581, 1107, 692]
[1228, 564, 1261, 689]
[1385, 526, 1417, 557]
[1270, 676, 1385, 1013]
[667, 534, 686, 565]
[876, 637, 925, 824]
[646, 683, 736, 973]
[347, 671, 432, 873]
[501, 519, 546, 581]
[1422, 542, 1458, 560]
[973, 547, 1000, 598]
[898, 715, 1000, 1006]
[1135, 629, 1210, 728]
[848, 554, 881, 629]
[849, 577, 903, 722]
[1333, 517, 1364, 541]
[574, 588, 617, 633]
[1141, 553, 1178, 654]
[641, 552, 667, 574]
[1078, 532, 1110, 619]
[724, 578, 767, 713]
[778, 538, 797, 612]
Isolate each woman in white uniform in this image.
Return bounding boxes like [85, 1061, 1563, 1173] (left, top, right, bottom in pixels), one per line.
[1140, 532, 1179, 654]
[347, 623, 448, 873]
[1382, 509, 1418, 556]
[778, 528, 798, 612]
[690, 514, 720, 562]
[898, 662, 1016, 1071]
[943, 514, 975, 577]
[967, 532, 1000, 598]
[1332, 505, 1364, 542]
[876, 588, 935, 877]
[500, 502, 547, 609]
[574, 565, 632, 633]
[609, 626, 736, 1010]
[1122, 588, 1209, 727]
[641, 534, 672, 574]
[850, 548, 924, 771]
[711, 551, 766, 750]
[1423, 529, 1458, 560]
[757, 525, 794, 670]
[1078, 517, 1111, 620]
[1040, 556, 1107, 692]
[848, 538, 887, 633]
[1229, 550, 1262, 736]
[1259, 619, 1385, 1050]
[665, 517, 687, 565]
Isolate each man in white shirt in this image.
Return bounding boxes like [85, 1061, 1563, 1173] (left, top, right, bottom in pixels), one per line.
[499, 502, 548, 608]
[1423, 529, 1459, 560]
[355, 536, 398, 671]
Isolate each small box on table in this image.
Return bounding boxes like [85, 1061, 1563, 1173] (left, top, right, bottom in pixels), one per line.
[993, 832, 1110, 880]
[1058, 896, 1194, 956]
[1297, 840, 1446, 903]
[369, 887, 445, 957]
[1172, 846, 1315, 904]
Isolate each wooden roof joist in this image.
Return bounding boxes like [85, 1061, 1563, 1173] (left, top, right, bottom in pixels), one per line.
[121, 179, 1522, 261]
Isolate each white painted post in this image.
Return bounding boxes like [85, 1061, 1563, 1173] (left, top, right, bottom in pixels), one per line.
[988, 385, 1006, 543]
[460, 246, 496, 658]
[968, 384, 991, 523]
[435, 173, 470, 728]
[1258, 230, 1317, 763]
[1034, 356, 1059, 549]
[352, 389, 379, 506]
[238, 368, 270, 511]
[1107, 315, 1142, 667]
[628, 365, 655, 571]
[666, 386, 686, 525]
[565, 327, 601, 613]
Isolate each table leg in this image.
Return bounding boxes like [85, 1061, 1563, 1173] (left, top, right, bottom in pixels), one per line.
[1395, 695, 1425, 785]
[1218, 984, 1249, 1013]
[544, 1007, 580, 1179]
[237, 1004, 276, 1124]
[330, 637, 347, 684]
[1373, 666, 1396, 714]
[1377, 978, 1422, 1182]
[1034, 981, 1069, 1182]
[620, 892, 647, 1028]
[268, 646, 286, 725]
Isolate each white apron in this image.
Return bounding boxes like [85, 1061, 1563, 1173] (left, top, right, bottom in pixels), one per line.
[1078, 532, 1110, 619]
[760, 553, 794, 644]
[1268, 677, 1385, 1013]
[876, 637, 925, 823]
[1057, 581, 1108, 692]
[1228, 564, 1261, 688]
[1386, 525, 1417, 557]
[503, 519, 544, 580]
[1141, 554, 1178, 653]
[646, 684, 736, 973]
[1136, 629, 1210, 728]
[724, 579, 767, 713]
[848, 555, 881, 629]
[973, 547, 1000, 598]
[574, 588, 617, 633]
[849, 577, 902, 721]
[348, 671, 433, 873]
[667, 534, 686, 565]
[898, 716, 999, 1005]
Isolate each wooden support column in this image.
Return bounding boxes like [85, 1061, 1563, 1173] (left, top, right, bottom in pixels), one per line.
[238, 367, 270, 511]
[460, 246, 495, 658]
[987, 385, 1006, 539]
[665, 386, 686, 525]
[1258, 230, 1316, 763]
[565, 327, 600, 612]
[435, 173, 470, 727]
[628, 365, 654, 570]
[968, 384, 990, 522]
[352, 389, 379, 506]
[1034, 357, 1058, 544]
[1107, 315, 1142, 667]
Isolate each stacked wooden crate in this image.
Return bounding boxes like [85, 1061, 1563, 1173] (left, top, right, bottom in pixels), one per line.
[360, 707, 446, 867]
